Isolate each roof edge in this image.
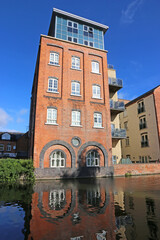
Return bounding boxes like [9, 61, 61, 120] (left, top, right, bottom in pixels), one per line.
[53, 8, 109, 33]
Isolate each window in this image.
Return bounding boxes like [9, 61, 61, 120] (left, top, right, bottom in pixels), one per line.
[50, 151, 65, 168]
[83, 25, 93, 38]
[0, 144, 4, 151]
[68, 36, 78, 43]
[141, 134, 149, 147]
[49, 52, 59, 65]
[1, 133, 11, 140]
[139, 117, 147, 129]
[48, 78, 58, 92]
[47, 108, 57, 124]
[92, 85, 101, 98]
[71, 56, 80, 70]
[86, 150, 99, 167]
[138, 101, 145, 114]
[7, 144, 11, 151]
[67, 20, 78, 34]
[94, 112, 102, 128]
[71, 82, 80, 96]
[72, 111, 81, 126]
[13, 146, 16, 150]
[92, 61, 99, 73]
[124, 121, 128, 130]
[126, 137, 130, 146]
[83, 40, 94, 47]
[49, 189, 65, 210]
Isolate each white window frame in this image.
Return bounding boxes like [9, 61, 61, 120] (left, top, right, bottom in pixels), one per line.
[7, 144, 11, 151]
[71, 111, 81, 126]
[92, 85, 101, 99]
[0, 144, 4, 151]
[71, 81, 80, 96]
[50, 151, 65, 168]
[92, 61, 99, 73]
[47, 108, 57, 125]
[86, 151, 100, 167]
[49, 52, 59, 65]
[68, 36, 78, 43]
[48, 77, 58, 93]
[71, 56, 80, 70]
[67, 20, 78, 29]
[94, 112, 102, 128]
[49, 189, 65, 210]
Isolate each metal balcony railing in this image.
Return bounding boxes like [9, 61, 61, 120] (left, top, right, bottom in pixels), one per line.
[108, 77, 123, 88]
[111, 128, 126, 138]
[141, 141, 149, 147]
[110, 99, 125, 112]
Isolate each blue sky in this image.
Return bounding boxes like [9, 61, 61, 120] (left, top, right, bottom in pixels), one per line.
[0, 0, 160, 132]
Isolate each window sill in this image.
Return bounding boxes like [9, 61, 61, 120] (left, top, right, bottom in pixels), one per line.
[70, 94, 82, 97]
[91, 71, 101, 75]
[48, 63, 60, 67]
[70, 125, 83, 128]
[47, 90, 59, 94]
[92, 97, 103, 100]
[70, 68, 82, 71]
[45, 123, 59, 126]
[93, 126, 104, 129]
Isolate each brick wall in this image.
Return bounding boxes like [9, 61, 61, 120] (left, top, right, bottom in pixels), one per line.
[114, 163, 160, 176]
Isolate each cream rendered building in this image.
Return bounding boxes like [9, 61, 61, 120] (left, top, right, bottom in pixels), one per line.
[120, 86, 160, 163]
[108, 65, 126, 164]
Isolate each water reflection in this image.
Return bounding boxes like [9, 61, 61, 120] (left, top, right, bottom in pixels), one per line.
[0, 176, 160, 239]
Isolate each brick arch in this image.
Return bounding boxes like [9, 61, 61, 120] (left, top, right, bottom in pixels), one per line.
[39, 140, 76, 168]
[77, 141, 108, 167]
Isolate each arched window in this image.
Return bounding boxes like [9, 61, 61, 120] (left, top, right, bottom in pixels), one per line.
[86, 150, 100, 167]
[50, 150, 65, 168]
[1, 133, 11, 140]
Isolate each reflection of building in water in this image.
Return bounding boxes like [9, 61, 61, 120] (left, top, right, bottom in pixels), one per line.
[28, 181, 116, 240]
[114, 186, 160, 240]
[49, 189, 65, 210]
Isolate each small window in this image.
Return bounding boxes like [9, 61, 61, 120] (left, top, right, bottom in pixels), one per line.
[126, 137, 130, 146]
[13, 146, 16, 150]
[89, 42, 93, 47]
[84, 41, 88, 46]
[73, 38, 78, 43]
[138, 101, 145, 114]
[47, 108, 57, 124]
[124, 121, 128, 130]
[92, 61, 99, 73]
[68, 36, 72, 41]
[1, 133, 11, 140]
[139, 117, 147, 129]
[141, 134, 149, 147]
[0, 144, 4, 151]
[68, 21, 72, 27]
[71, 82, 80, 95]
[50, 151, 65, 168]
[72, 111, 81, 126]
[94, 113, 102, 128]
[7, 144, 11, 151]
[92, 85, 101, 99]
[48, 78, 58, 93]
[71, 57, 80, 69]
[49, 52, 59, 65]
[86, 150, 99, 167]
[84, 25, 88, 31]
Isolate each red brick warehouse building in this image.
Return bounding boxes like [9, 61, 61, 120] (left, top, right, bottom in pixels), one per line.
[29, 8, 114, 179]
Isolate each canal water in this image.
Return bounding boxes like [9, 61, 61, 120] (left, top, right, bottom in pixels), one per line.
[0, 175, 160, 240]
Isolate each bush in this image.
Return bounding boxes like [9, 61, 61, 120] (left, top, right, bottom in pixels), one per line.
[0, 159, 35, 182]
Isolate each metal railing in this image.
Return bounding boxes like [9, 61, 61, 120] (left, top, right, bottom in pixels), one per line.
[141, 141, 149, 147]
[108, 77, 123, 88]
[110, 99, 125, 111]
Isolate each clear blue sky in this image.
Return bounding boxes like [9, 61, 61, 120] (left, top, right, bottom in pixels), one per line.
[0, 0, 160, 132]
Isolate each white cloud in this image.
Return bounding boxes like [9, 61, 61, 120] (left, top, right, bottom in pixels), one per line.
[0, 108, 13, 128]
[121, 0, 144, 24]
[19, 108, 28, 115]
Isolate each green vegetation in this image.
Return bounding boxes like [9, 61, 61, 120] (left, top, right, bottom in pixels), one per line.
[125, 172, 132, 177]
[0, 159, 35, 182]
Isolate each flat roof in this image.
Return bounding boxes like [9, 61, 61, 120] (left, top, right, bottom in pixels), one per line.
[53, 8, 109, 33]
